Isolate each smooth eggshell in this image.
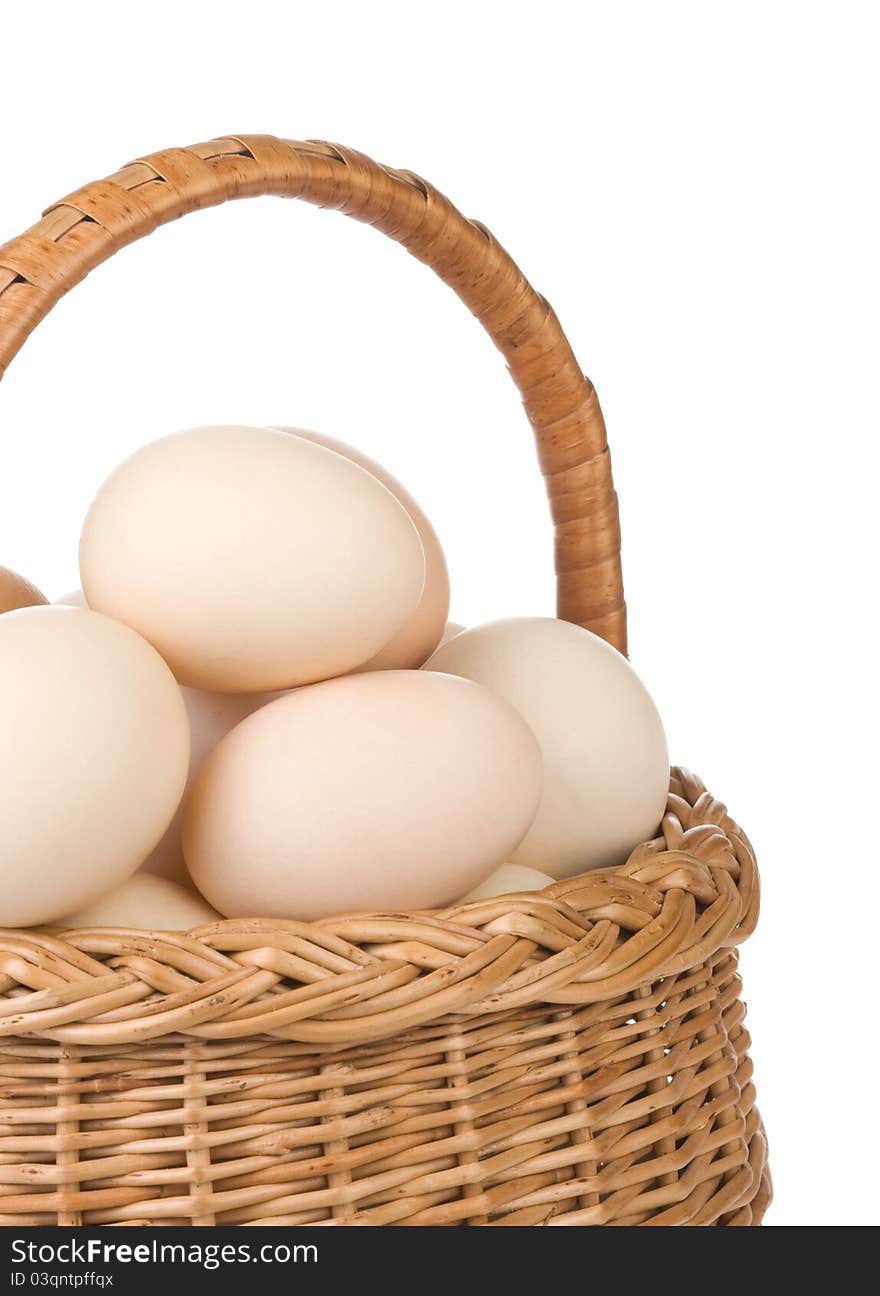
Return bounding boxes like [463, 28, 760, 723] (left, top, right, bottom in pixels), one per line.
[55, 588, 89, 608]
[425, 617, 669, 877]
[276, 429, 450, 670]
[79, 425, 426, 692]
[0, 566, 47, 613]
[183, 670, 543, 921]
[142, 684, 277, 883]
[438, 620, 465, 646]
[460, 864, 555, 902]
[0, 607, 189, 925]
[60, 872, 219, 929]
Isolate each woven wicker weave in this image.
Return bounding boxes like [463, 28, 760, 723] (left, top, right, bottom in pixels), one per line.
[0, 135, 769, 1226]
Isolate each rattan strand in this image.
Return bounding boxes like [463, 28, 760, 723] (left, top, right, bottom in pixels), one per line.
[0, 137, 769, 1224]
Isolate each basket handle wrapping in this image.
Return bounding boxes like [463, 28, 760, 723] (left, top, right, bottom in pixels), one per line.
[0, 135, 626, 652]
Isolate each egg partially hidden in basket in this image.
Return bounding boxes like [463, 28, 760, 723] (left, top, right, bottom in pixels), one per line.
[425, 617, 670, 877]
[79, 425, 427, 692]
[460, 864, 555, 902]
[59, 871, 219, 930]
[139, 682, 284, 886]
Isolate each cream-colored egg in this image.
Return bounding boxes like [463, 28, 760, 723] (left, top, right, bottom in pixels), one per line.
[425, 618, 669, 877]
[55, 588, 89, 608]
[438, 620, 465, 646]
[0, 566, 47, 613]
[59, 872, 219, 929]
[276, 429, 450, 669]
[143, 684, 276, 883]
[183, 670, 543, 921]
[460, 864, 554, 902]
[80, 425, 426, 692]
[0, 607, 189, 925]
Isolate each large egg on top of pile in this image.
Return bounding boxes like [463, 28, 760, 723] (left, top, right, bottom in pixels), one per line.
[79, 425, 426, 693]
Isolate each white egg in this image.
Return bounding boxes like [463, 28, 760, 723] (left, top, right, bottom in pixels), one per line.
[0, 607, 189, 925]
[54, 588, 89, 608]
[142, 684, 277, 883]
[438, 620, 465, 646]
[425, 617, 669, 877]
[183, 670, 543, 921]
[60, 872, 219, 929]
[80, 425, 426, 692]
[460, 864, 554, 902]
[276, 429, 450, 669]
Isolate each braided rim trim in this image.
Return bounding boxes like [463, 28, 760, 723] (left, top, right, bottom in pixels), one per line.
[0, 769, 758, 1047]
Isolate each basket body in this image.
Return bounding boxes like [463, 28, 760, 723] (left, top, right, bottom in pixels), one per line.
[0, 955, 768, 1227]
[0, 772, 769, 1226]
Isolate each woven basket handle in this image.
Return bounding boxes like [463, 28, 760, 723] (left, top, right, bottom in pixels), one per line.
[0, 134, 626, 651]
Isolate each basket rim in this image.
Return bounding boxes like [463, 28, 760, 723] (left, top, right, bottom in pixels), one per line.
[0, 767, 759, 1048]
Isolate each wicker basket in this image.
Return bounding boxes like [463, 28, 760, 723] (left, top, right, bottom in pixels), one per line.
[0, 134, 770, 1227]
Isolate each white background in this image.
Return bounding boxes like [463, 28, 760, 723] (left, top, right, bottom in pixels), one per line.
[1, 1, 877, 1226]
